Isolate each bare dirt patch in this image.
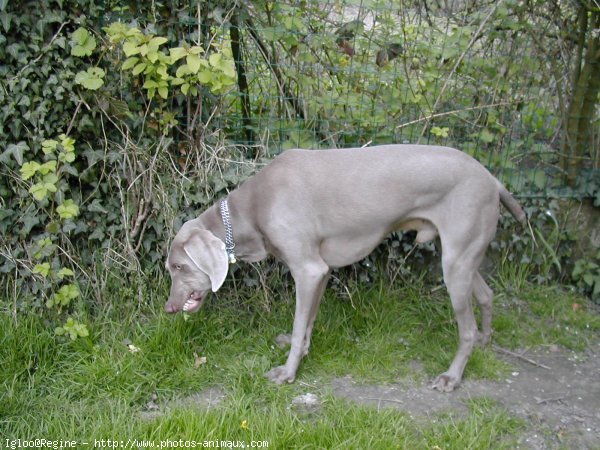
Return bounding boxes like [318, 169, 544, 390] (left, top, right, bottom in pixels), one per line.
[331, 344, 600, 449]
[140, 387, 226, 421]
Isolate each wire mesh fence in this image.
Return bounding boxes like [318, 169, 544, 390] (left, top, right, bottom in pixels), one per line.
[105, 0, 599, 199]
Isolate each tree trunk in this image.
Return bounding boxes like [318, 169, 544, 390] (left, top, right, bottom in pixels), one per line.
[561, 7, 600, 186]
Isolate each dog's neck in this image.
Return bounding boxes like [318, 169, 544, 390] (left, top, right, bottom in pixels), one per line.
[198, 195, 268, 263]
[219, 199, 237, 264]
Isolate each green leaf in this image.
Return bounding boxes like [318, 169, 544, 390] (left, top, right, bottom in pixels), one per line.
[143, 79, 158, 89]
[122, 56, 139, 70]
[209, 53, 221, 67]
[1, 142, 28, 166]
[75, 68, 105, 90]
[57, 268, 75, 279]
[56, 199, 80, 220]
[38, 161, 57, 175]
[170, 47, 188, 62]
[149, 36, 168, 47]
[70, 27, 96, 57]
[157, 86, 169, 99]
[59, 134, 75, 153]
[176, 64, 192, 78]
[147, 51, 159, 64]
[186, 54, 202, 73]
[123, 41, 141, 56]
[42, 173, 58, 185]
[33, 262, 51, 277]
[132, 62, 147, 75]
[156, 64, 169, 79]
[479, 129, 495, 143]
[197, 70, 212, 84]
[20, 161, 40, 180]
[55, 284, 80, 306]
[58, 151, 76, 163]
[29, 183, 50, 201]
[431, 126, 449, 138]
[42, 139, 59, 155]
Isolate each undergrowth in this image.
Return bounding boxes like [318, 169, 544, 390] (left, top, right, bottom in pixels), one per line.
[1, 267, 598, 447]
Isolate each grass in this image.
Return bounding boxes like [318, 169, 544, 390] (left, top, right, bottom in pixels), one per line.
[1, 270, 599, 448]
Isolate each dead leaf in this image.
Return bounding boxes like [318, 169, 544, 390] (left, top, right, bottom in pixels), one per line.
[571, 302, 582, 312]
[194, 352, 207, 368]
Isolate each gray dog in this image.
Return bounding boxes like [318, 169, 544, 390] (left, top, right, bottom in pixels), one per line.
[165, 145, 525, 391]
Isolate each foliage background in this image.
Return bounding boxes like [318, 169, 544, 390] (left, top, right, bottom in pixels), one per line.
[1, 0, 599, 321]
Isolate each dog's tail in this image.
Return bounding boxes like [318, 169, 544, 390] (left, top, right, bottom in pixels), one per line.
[497, 180, 527, 224]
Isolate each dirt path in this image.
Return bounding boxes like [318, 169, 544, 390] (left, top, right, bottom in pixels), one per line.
[331, 344, 600, 449]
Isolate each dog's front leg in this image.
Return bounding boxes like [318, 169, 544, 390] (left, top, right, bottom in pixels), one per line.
[265, 260, 330, 384]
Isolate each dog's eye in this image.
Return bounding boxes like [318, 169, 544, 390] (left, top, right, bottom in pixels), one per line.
[174, 264, 183, 271]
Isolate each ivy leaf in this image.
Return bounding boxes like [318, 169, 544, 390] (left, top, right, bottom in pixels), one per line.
[57, 268, 75, 279]
[56, 199, 80, 220]
[20, 161, 40, 180]
[1, 141, 29, 165]
[70, 27, 96, 57]
[32, 262, 51, 277]
[29, 183, 51, 201]
[38, 161, 57, 175]
[431, 126, 449, 138]
[75, 68, 105, 90]
[42, 139, 59, 155]
[58, 150, 76, 163]
[59, 134, 75, 153]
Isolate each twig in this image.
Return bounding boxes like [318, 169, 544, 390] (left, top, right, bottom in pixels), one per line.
[535, 393, 566, 405]
[396, 100, 523, 130]
[364, 397, 404, 405]
[417, 2, 501, 139]
[493, 345, 551, 370]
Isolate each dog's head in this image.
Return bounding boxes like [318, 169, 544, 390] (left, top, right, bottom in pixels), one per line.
[165, 221, 228, 314]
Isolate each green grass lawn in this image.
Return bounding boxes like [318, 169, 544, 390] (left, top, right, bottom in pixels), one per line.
[1, 274, 598, 449]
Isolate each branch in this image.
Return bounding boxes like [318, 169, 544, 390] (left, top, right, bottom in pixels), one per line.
[244, 16, 305, 121]
[418, 2, 501, 140]
[230, 10, 254, 144]
[395, 100, 524, 130]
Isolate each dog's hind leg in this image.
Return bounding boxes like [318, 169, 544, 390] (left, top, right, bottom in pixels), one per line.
[473, 272, 493, 346]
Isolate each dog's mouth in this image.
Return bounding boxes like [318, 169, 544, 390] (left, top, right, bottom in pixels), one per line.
[182, 291, 204, 313]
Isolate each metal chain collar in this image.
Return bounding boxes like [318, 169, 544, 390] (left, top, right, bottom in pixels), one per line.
[219, 199, 237, 264]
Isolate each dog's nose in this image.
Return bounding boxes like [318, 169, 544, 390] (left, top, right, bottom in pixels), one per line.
[165, 302, 178, 313]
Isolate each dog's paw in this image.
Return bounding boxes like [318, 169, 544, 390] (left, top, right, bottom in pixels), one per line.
[476, 331, 492, 347]
[430, 372, 461, 392]
[265, 365, 296, 385]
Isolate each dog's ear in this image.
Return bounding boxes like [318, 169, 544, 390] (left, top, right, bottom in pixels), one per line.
[183, 229, 228, 292]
